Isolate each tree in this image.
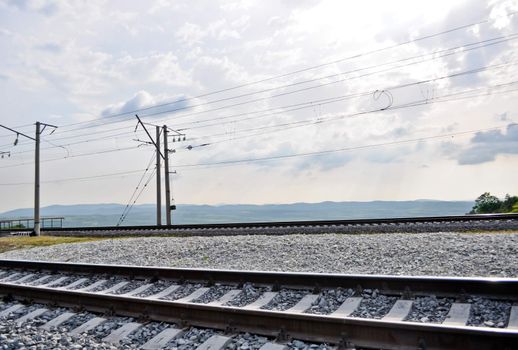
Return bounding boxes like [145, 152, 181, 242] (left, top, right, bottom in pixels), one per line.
[501, 194, 518, 212]
[470, 192, 502, 214]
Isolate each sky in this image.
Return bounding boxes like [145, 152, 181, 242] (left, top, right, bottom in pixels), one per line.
[0, 0, 518, 213]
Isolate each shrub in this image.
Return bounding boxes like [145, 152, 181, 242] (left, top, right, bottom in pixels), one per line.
[470, 192, 518, 214]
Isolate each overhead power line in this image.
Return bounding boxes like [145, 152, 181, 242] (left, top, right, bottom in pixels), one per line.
[13, 79, 518, 172]
[2, 75, 517, 169]
[180, 61, 518, 135]
[7, 34, 517, 154]
[46, 10, 518, 132]
[2, 84, 516, 187]
[46, 33, 518, 138]
[0, 168, 148, 186]
[172, 123, 517, 170]
[0, 145, 149, 169]
[182, 81, 518, 150]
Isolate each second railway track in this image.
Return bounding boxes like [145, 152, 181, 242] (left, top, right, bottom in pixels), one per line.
[4, 213, 518, 237]
[0, 259, 517, 349]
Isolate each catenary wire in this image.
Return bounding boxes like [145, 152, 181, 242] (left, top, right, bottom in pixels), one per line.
[8, 34, 518, 152]
[172, 123, 517, 169]
[46, 33, 518, 138]
[2, 80, 517, 170]
[45, 11, 518, 131]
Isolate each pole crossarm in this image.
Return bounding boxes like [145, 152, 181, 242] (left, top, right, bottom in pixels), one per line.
[39, 122, 58, 134]
[134, 115, 165, 160]
[0, 124, 36, 141]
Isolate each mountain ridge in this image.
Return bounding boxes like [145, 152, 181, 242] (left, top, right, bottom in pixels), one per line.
[0, 200, 474, 227]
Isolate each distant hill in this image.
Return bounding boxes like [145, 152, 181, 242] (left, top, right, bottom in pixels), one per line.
[0, 200, 474, 227]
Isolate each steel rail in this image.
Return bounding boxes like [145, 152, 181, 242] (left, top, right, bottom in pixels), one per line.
[3, 213, 518, 234]
[0, 281, 516, 350]
[1, 259, 518, 299]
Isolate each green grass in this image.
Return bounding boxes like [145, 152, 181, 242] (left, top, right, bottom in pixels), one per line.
[0, 236, 108, 254]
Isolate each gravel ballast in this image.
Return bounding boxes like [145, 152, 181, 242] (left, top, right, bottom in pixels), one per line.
[1, 232, 517, 277]
[261, 289, 309, 311]
[351, 289, 397, 319]
[466, 296, 513, 328]
[160, 283, 203, 300]
[192, 284, 232, 304]
[307, 288, 355, 314]
[0, 318, 134, 349]
[226, 283, 270, 307]
[135, 280, 175, 297]
[405, 296, 454, 323]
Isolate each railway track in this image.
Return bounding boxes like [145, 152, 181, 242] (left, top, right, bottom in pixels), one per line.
[3, 213, 518, 237]
[0, 259, 517, 349]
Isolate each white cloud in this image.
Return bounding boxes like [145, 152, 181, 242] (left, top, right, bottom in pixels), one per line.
[457, 124, 518, 164]
[490, 0, 518, 29]
[101, 90, 189, 118]
[176, 22, 206, 45]
[0, 0, 517, 212]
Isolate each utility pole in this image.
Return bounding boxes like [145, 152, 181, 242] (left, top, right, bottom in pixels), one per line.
[133, 115, 185, 226]
[34, 122, 41, 236]
[134, 115, 165, 226]
[155, 126, 162, 226]
[0, 122, 57, 236]
[163, 126, 171, 225]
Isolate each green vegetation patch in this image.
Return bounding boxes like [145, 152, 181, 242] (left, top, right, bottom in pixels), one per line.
[0, 236, 107, 254]
[470, 193, 518, 214]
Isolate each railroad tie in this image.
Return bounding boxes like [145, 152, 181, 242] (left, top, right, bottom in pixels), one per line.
[29, 275, 52, 286]
[15, 308, 48, 325]
[329, 297, 362, 317]
[0, 304, 25, 318]
[175, 287, 211, 303]
[121, 283, 154, 297]
[79, 279, 107, 291]
[40, 312, 75, 331]
[286, 294, 319, 313]
[146, 284, 180, 299]
[241, 292, 278, 310]
[1, 273, 21, 282]
[44, 276, 69, 287]
[442, 303, 471, 326]
[196, 334, 233, 350]
[382, 300, 413, 321]
[141, 327, 184, 350]
[60, 277, 89, 289]
[13, 273, 35, 284]
[98, 281, 129, 294]
[207, 289, 242, 306]
[507, 305, 518, 329]
[259, 343, 288, 350]
[102, 322, 142, 344]
[69, 317, 106, 336]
